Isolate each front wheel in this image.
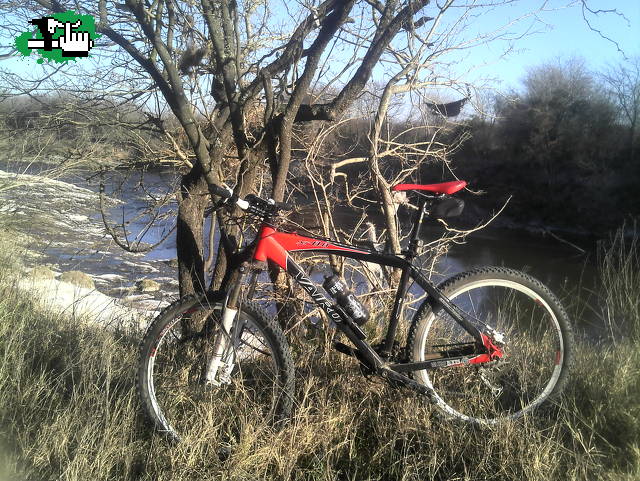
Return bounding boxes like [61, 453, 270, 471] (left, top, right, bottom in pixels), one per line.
[407, 267, 574, 424]
[137, 294, 295, 442]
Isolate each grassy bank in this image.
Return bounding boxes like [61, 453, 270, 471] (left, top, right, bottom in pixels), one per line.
[0, 232, 638, 480]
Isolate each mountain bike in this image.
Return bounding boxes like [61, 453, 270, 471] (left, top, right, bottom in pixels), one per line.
[137, 180, 574, 442]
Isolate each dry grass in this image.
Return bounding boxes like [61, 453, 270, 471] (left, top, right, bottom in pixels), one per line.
[598, 222, 640, 342]
[0, 228, 638, 480]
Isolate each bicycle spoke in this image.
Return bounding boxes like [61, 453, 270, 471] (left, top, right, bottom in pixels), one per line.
[410, 268, 572, 424]
[138, 297, 293, 441]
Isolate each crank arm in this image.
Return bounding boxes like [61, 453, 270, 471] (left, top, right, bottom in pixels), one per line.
[378, 367, 434, 398]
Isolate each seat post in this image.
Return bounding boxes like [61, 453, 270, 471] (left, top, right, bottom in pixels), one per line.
[406, 198, 427, 258]
[380, 197, 426, 357]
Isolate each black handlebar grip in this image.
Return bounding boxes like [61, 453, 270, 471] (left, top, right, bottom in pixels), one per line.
[210, 184, 232, 198]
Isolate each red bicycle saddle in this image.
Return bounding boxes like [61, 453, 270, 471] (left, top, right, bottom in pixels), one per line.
[391, 180, 467, 195]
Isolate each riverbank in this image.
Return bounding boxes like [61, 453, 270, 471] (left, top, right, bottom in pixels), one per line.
[0, 167, 179, 317]
[1, 160, 639, 479]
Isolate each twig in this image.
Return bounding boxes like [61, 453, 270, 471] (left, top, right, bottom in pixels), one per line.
[544, 229, 587, 254]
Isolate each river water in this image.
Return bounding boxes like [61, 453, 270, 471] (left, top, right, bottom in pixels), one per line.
[1, 163, 602, 336]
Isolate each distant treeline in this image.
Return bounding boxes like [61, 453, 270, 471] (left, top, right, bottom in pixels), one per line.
[0, 94, 181, 164]
[448, 59, 639, 235]
[307, 59, 639, 236]
[2, 58, 637, 235]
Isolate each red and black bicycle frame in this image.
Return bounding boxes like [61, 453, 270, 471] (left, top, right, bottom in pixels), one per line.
[245, 199, 500, 377]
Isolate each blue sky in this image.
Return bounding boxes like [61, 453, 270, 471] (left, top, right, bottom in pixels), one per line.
[2, 1, 637, 94]
[461, 1, 639, 90]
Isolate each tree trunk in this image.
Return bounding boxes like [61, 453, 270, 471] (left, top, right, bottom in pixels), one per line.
[369, 81, 402, 285]
[176, 164, 210, 297]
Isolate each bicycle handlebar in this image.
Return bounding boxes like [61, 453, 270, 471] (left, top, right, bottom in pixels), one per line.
[211, 184, 293, 218]
[210, 183, 233, 199]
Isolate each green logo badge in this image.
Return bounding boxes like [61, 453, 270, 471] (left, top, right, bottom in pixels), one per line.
[15, 11, 99, 64]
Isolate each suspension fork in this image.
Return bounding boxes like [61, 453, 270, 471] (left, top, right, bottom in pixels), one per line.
[204, 263, 249, 384]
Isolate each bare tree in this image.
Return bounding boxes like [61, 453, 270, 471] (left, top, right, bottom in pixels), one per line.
[601, 56, 640, 161]
[0, 0, 627, 323]
[3, 0, 448, 295]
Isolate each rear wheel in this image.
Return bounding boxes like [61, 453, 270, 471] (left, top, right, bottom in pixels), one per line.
[407, 267, 573, 424]
[137, 294, 295, 442]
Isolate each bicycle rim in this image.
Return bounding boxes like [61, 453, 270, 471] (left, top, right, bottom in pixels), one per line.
[414, 276, 566, 424]
[143, 298, 285, 442]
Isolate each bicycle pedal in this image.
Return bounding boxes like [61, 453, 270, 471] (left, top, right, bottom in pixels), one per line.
[333, 342, 377, 375]
[332, 341, 356, 357]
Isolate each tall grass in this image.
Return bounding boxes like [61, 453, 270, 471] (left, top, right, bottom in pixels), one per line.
[0, 227, 638, 480]
[598, 222, 640, 342]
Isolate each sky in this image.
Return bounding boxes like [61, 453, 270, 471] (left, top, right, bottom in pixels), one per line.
[1, 1, 637, 95]
[459, 1, 639, 90]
